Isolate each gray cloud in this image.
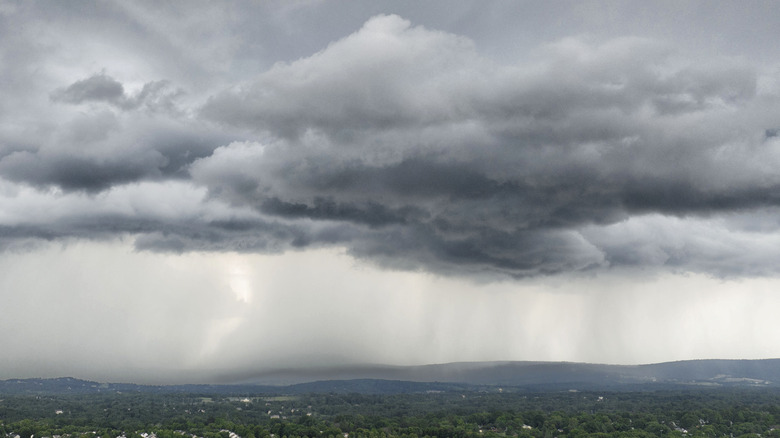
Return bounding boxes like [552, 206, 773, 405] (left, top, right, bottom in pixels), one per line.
[0, 149, 166, 192]
[2, 75, 230, 191]
[187, 15, 780, 277]
[51, 73, 126, 105]
[3, 10, 780, 279]
[52, 72, 184, 113]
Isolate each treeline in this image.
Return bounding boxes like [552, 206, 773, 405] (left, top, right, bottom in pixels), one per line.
[2, 388, 780, 438]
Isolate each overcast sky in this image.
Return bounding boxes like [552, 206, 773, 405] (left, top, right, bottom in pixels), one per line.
[2, 0, 780, 384]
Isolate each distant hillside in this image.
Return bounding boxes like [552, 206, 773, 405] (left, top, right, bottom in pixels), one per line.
[0, 377, 472, 395]
[240, 359, 780, 389]
[2, 359, 779, 395]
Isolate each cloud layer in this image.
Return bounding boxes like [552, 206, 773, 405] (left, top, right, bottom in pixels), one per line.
[5, 2, 780, 384]
[3, 9, 780, 278]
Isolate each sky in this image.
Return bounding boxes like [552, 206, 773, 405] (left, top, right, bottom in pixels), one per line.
[2, 0, 780, 384]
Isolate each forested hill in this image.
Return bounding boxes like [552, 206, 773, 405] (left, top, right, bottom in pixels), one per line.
[2, 359, 779, 395]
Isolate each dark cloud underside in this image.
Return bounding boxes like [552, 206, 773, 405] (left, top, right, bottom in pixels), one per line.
[3, 11, 780, 278]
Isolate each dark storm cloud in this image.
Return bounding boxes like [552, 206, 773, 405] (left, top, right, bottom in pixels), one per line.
[190, 15, 780, 277]
[261, 197, 423, 228]
[0, 125, 226, 192]
[0, 150, 166, 192]
[2, 70, 230, 191]
[4, 9, 780, 279]
[0, 205, 312, 256]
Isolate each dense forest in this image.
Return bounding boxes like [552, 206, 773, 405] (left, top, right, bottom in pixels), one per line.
[3, 386, 780, 438]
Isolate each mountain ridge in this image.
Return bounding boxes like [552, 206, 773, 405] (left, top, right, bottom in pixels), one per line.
[234, 358, 780, 386]
[2, 359, 778, 394]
